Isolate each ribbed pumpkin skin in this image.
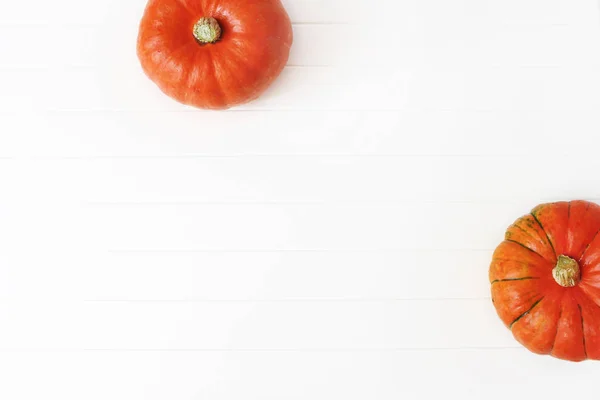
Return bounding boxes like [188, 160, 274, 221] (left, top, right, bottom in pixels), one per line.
[490, 200, 600, 362]
[137, 0, 293, 110]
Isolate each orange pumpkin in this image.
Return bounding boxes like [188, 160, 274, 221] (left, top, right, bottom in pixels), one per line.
[490, 200, 600, 361]
[137, 0, 293, 110]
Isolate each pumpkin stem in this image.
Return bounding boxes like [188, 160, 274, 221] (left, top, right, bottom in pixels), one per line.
[552, 255, 581, 287]
[193, 17, 222, 44]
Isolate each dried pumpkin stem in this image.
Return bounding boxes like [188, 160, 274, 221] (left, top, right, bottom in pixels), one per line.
[193, 17, 222, 44]
[552, 255, 581, 287]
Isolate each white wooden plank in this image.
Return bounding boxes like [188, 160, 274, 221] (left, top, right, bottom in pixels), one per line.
[78, 202, 529, 251]
[2, 0, 359, 25]
[0, 300, 83, 350]
[0, 243, 89, 301]
[0, 66, 415, 111]
[0, 163, 87, 306]
[0, 176, 90, 301]
[82, 299, 510, 350]
[83, 156, 600, 203]
[1, 0, 359, 25]
[2, 63, 600, 112]
[3, 348, 600, 400]
[2, 157, 598, 204]
[1, 0, 138, 25]
[1, 0, 588, 25]
[80, 349, 600, 400]
[0, 351, 86, 400]
[85, 250, 491, 301]
[0, 110, 598, 158]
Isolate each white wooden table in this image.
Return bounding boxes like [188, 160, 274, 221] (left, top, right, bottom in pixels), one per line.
[2, 0, 600, 398]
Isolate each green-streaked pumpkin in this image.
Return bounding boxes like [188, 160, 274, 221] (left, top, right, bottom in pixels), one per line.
[490, 200, 600, 362]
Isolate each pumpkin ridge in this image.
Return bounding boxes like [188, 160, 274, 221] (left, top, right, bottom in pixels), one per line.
[224, 42, 273, 102]
[155, 41, 195, 85]
[492, 257, 529, 262]
[530, 212, 557, 260]
[512, 220, 546, 244]
[549, 292, 565, 354]
[491, 277, 539, 284]
[578, 225, 600, 261]
[577, 283, 600, 310]
[212, 46, 257, 106]
[174, 0, 196, 16]
[507, 222, 555, 262]
[510, 297, 544, 329]
[505, 239, 552, 263]
[578, 304, 588, 359]
[183, 50, 225, 108]
[582, 271, 600, 279]
[206, 50, 227, 106]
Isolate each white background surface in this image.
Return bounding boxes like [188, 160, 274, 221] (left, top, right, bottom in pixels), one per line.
[2, 0, 600, 398]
